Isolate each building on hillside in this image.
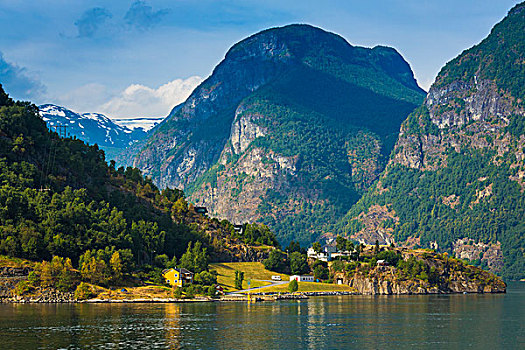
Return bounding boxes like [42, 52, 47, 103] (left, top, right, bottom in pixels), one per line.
[162, 267, 194, 287]
[290, 275, 315, 282]
[376, 259, 388, 266]
[307, 245, 337, 262]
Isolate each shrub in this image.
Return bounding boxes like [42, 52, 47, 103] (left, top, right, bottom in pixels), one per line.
[288, 279, 298, 293]
[14, 281, 31, 296]
[74, 282, 96, 300]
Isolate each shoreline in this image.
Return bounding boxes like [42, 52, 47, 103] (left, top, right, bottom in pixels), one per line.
[0, 289, 506, 304]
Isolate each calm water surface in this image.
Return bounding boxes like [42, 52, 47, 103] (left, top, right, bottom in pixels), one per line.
[1, 282, 523, 349]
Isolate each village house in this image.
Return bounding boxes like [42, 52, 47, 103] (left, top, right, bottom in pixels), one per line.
[376, 259, 388, 266]
[289, 275, 315, 282]
[162, 267, 194, 287]
[307, 245, 337, 262]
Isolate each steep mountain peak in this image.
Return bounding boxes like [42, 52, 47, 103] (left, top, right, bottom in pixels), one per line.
[225, 24, 350, 62]
[433, 2, 524, 105]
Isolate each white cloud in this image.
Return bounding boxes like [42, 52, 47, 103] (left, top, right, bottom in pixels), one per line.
[55, 76, 202, 119]
[57, 83, 110, 113]
[99, 76, 202, 119]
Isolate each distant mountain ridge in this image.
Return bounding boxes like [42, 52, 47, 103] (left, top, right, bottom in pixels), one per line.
[127, 24, 426, 246]
[39, 104, 149, 161]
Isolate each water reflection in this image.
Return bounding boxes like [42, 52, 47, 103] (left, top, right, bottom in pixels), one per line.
[0, 283, 523, 349]
[164, 303, 181, 349]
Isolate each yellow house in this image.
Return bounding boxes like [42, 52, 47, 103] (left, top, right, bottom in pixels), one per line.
[163, 268, 194, 287]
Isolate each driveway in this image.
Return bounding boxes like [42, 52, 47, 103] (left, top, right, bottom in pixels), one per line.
[226, 279, 288, 294]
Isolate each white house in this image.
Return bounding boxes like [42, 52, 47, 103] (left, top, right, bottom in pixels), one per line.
[290, 275, 314, 282]
[307, 245, 337, 262]
[377, 259, 387, 266]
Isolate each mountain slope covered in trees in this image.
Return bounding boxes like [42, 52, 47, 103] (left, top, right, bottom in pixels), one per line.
[129, 24, 425, 246]
[0, 85, 278, 274]
[337, 2, 525, 280]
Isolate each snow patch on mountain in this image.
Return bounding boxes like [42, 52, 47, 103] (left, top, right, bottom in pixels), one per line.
[38, 104, 151, 161]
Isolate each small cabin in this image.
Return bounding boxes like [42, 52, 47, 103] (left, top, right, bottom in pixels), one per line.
[163, 267, 194, 287]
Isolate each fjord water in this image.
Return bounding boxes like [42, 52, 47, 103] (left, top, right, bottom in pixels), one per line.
[1, 283, 523, 349]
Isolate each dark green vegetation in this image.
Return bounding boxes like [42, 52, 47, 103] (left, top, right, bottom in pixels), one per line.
[342, 150, 525, 280]
[288, 279, 298, 293]
[148, 24, 425, 247]
[338, 3, 525, 280]
[229, 222, 280, 247]
[0, 85, 278, 293]
[234, 66, 419, 246]
[335, 246, 503, 291]
[263, 248, 311, 276]
[262, 240, 328, 279]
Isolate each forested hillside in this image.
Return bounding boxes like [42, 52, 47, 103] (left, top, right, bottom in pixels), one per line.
[0, 85, 278, 271]
[337, 2, 525, 280]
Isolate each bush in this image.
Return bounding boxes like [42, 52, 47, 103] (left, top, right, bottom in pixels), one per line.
[194, 271, 218, 286]
[314, 265, 329, 280]
[74, 282, 96, 300]
[263, 249, 289, 274]
[184, 285, 196, 299]
[330, 260, 345, 273]
[14, 281, 31, 296]
[173, 287, 182, 299]
[288, 279, 298, 293]
[207, 285, 217, 298]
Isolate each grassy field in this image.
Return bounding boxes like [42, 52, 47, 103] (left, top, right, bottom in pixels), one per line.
[210, 262, 289, 292]
[244, 281, 356, 293]
[209, 262, 355, 293]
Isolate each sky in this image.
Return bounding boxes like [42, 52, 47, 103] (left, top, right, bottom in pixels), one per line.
[0, 0, 520, 120]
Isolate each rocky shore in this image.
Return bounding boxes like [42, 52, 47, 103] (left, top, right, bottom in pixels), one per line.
[335, 252, 507, 295]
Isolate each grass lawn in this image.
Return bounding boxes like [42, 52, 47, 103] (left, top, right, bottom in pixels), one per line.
[243, 281, 356, 294]
[210, 262, 289, 292]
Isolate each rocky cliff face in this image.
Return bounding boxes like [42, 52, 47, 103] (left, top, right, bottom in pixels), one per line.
[338, 2, 525, 280]
[393, 79, 523, 172]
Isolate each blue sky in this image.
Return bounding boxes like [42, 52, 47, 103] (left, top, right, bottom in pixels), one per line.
[0, 0, 520, 119]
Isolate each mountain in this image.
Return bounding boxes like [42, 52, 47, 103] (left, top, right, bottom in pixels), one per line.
[38, 104, 148, 161]
[128, 24, 426, 246]
[337, 2, 525, 280]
